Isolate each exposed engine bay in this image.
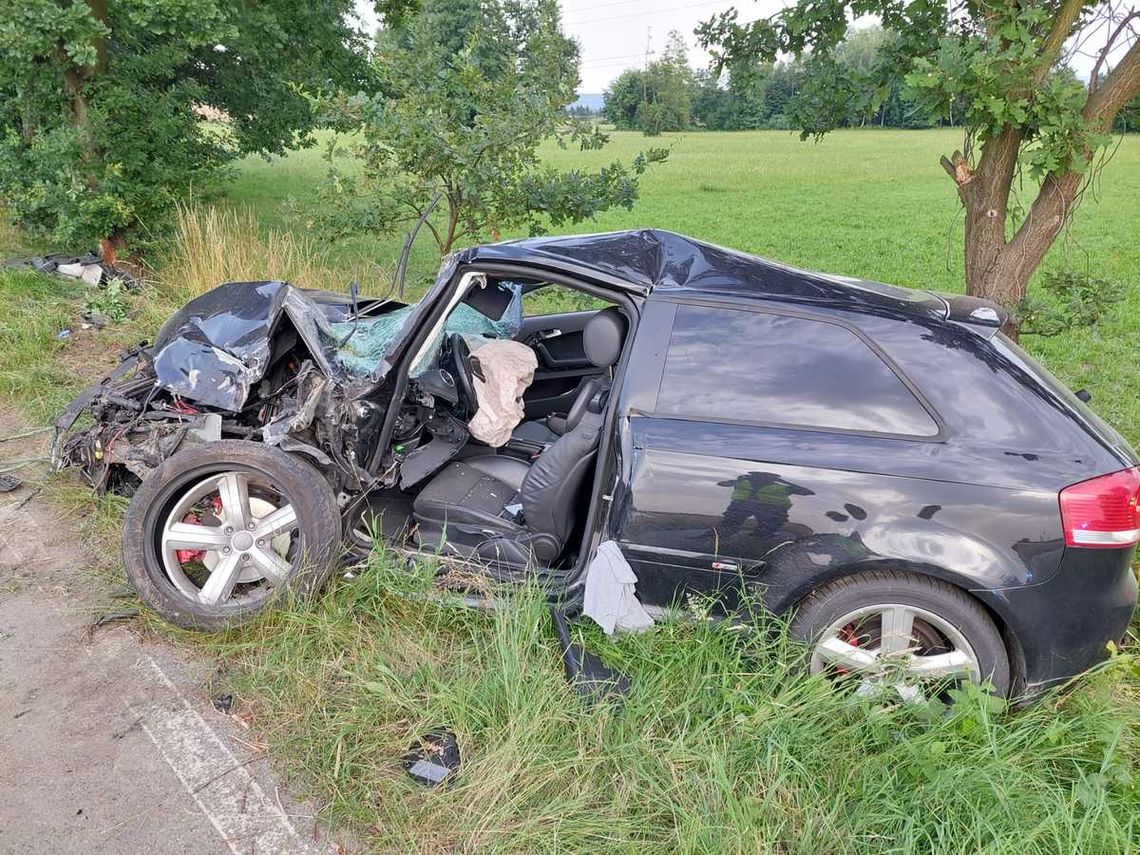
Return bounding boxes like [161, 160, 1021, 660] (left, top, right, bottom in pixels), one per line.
[53, 271, 528, 502]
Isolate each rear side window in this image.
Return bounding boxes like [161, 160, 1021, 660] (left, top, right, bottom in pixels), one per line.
[655, 304, 939, 436]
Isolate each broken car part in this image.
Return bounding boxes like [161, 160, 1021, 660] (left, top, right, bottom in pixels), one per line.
[402, 728, 460, 787]
[4, 252, 141, 289]
[550, 608, 631, 702]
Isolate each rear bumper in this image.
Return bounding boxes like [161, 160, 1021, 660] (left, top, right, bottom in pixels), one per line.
[975, 547, 1137, 692]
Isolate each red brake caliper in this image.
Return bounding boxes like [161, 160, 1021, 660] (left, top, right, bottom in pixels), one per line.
[835, 624, 860, 676]
[175, 496, 224, 565]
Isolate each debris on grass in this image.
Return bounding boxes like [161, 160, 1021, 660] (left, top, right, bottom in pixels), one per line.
[402, 728, 461, 787]
[4, 252, 141, 290]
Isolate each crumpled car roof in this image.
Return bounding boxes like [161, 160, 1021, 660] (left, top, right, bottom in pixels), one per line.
[457, 228, 945, 320]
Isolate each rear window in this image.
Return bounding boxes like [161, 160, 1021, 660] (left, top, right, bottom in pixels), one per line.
[655, 304, 939, 437]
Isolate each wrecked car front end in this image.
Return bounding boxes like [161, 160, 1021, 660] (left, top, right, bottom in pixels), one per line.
[53, 279, 407, 497]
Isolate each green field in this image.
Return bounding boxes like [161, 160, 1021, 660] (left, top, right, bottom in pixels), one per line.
[231, 128, 1140, 438]
[4, 128, 1140, 853]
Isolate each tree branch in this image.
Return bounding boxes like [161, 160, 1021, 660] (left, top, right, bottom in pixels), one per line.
[1089, 12, 1140, 93]
[1037, 0, 1089, 82]
[1085, 35, 1140, 127]
[997, 35, 1138, 291]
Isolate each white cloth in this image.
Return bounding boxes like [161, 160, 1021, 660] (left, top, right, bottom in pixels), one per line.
[467, 339, 537, 447]
[583, 540, 654, 635]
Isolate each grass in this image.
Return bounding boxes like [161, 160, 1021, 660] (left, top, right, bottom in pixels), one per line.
[205, 554, 1140, 854]
[3, 128, 1140, 852]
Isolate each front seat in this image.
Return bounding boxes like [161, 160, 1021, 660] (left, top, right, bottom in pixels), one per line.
[413, 394, 607, 569]
[512, 307, 627, 445]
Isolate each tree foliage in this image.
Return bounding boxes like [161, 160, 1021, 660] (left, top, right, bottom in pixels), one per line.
[0, 0, 368, 256]
[605, 26, 956, 134]
[698, 2, 1140, 332]
[602, 32, 697, 135]
[317, 0, 667, 256]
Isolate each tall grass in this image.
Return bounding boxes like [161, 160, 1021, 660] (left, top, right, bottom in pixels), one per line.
[0, 269, 98, 422]
[208, 549, 1140, 855]
[154, 205, 388, 311]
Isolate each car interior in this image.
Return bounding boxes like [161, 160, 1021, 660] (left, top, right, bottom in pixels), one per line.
[357, 274, 631, 573]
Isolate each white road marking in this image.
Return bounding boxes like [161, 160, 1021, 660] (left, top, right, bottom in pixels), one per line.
[126, 653, 327, 855]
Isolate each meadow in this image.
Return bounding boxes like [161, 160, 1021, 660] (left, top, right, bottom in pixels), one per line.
[231, 128, 1140, 437]
[3, 128, 1140, 853]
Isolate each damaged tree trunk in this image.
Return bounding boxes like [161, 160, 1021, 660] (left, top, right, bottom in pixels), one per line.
[943, 36, 1140, 340]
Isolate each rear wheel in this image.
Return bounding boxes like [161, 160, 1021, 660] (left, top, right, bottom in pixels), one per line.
[123, 440, 341, 631]
[790, 570, 1011, 700]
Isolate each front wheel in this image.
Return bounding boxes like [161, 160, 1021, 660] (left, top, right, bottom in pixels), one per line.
[790, 570, 1012, 701]
[123, 440, 342, 631]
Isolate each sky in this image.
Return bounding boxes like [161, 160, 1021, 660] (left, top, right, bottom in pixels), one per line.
[558, 0, 783, 92]
[352, 1, 1123, 94]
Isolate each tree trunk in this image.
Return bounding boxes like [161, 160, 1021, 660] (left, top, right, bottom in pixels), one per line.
[99, 233, 126, 267]
[943, 37, 1140, 340]
[943, 127, 1022, 306]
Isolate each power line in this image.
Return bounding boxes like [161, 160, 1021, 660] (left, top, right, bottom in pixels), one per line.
[563, 0, 659, 15]
[563, 0, 733, 27]
[579, 50, 656, 67]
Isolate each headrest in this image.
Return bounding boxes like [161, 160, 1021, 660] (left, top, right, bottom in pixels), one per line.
[583, 307, 627, 368]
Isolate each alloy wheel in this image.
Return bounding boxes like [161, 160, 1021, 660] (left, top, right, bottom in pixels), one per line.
[158, 471, 298, 605]
[809, 603, 982, 701]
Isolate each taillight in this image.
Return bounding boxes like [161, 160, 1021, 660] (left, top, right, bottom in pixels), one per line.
[1059, 466, 1140, 548]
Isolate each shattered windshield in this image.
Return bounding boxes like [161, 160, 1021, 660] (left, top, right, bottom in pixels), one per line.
[331, 281, 522, 379]
[148, 252, 522, 412]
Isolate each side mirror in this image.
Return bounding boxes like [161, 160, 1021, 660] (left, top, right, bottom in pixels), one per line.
[418, 368, 459, 405]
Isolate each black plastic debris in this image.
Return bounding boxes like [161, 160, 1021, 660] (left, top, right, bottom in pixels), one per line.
[4, 253, 141, 290]
[550, 608, 631, 703]
[403, 728, 460, 787]
[0, 474, 19, 493]
[86, 609, 140, 636]
[212, 694, 234, 714]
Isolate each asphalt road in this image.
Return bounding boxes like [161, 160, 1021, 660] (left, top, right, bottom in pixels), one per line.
[0, 475, 341, 855]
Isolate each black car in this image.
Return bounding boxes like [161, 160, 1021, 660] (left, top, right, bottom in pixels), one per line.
[56, 229, 1139, 699]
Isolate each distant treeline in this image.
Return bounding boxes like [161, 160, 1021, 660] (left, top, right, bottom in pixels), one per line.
[593, 27, 1140, 135]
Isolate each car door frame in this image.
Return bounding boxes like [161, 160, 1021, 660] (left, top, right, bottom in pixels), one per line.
[369, 259, 647, 577]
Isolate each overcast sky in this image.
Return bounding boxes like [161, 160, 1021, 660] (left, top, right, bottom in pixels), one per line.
[353, 1, 1120, 94]
[559, 0, 783, 92]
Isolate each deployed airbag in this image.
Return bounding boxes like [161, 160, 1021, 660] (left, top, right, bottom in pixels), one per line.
[467, 340, 537, 447]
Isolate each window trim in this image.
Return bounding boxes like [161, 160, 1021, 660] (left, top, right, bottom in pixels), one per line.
[647, 296, 947, 443]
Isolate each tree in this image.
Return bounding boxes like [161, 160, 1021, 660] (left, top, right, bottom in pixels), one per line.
[603, 69, 647, 130]
[639, 31, 698, 135]
[0, 0, 368, 261]
[319, 0, 666, 256]
[699, 3, 1140, 334]
[762, 62, 803, 128]
[602, 31, 697, 135]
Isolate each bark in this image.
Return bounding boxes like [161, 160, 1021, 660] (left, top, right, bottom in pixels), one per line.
[941, 127, 1021, 301]
[943, 36, 1140, 338]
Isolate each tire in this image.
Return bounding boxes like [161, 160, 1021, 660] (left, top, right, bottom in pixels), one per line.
[123, 440, 342, 632]
[789, 570, 1012, 698]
